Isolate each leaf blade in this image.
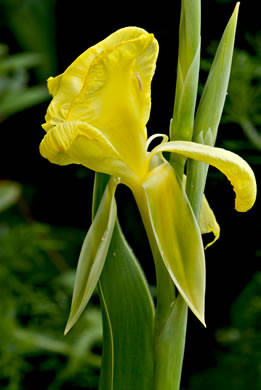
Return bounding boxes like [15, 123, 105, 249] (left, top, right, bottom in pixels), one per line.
[193, 3, 240, 144]
[64, 178, 118, 334]
[98, 221, 154, 390]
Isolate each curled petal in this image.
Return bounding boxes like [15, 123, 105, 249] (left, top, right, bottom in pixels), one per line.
[146, 133, 169, 151]
[40, 120, 139, 184]
[182, 175, 220, 247]
[150, 141, 257, 212]
[200, 196, 220, 248]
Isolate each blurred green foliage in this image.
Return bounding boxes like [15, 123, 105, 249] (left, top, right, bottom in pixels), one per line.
[0, 181, 21, 212]
[223, 33, 261, 152]
[0, 1, 104, 387]
[201, 33, 261, 154]
[188, 273, 261, 390]
[0, 188, 102, 389]
[0, 0, 56, 121]
[0, 0, 57, 80]
[0, 44, 49, 122]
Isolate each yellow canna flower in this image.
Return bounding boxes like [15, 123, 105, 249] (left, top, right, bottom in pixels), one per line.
[40, 26, 256, 212]
[40, 27, 257, 326]
[40, 27, 158, 188]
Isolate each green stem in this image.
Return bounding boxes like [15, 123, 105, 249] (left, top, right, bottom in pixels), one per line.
[185, 129, 212, 220]
[170, 0, 201, 178]
[166, 0, 201, 386]
[153, 295, 188, 390]
[133, 186, 187, 390]
[186, 159, 209, 220]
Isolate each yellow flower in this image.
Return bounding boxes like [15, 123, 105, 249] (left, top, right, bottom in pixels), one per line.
[40, 26, 256, 211]
[40, 27, 256, 326]
[40, 27, 158, 188]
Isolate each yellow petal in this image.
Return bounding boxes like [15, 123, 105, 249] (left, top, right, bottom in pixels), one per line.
[182, 175, 220, 247]
[47, 74, 63, 97]
[39, 120, 140, 185]
[200, 196, 220, 248]
[42, 27, 159, 179]
[141, 163, 206, 325]
[150, 141, 257, 212]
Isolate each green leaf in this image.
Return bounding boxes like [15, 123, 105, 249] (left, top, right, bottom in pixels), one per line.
[92, 173, 154, 390]
[0, 52, 44, 72]
[64, 178, 118, 334]
[154, 295, 188, 390]
[0, 85, 49, 120]
[193, 3, 239, 145]
[143, 162, 206, 326]
[98, 221, 154, 390]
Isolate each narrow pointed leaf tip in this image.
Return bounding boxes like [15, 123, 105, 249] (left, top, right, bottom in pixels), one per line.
[150, 141, 257, 212]
[193, 1, 239, 145]
[64, 178, 118, 335]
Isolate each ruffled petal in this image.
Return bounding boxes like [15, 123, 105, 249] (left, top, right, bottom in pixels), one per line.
[40, 120, 140, 184]
[150, 141, 257, 212]
[42, 27, 159, 178]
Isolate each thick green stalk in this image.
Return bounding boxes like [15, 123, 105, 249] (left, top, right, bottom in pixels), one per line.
[153, 295, 188, 390]
[156, 1, 201, 388]
[186, 3, 239, 217]
[186, 131, 211, 221]
[133, 186, 187, 390]
[170, 0, 201, 178]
